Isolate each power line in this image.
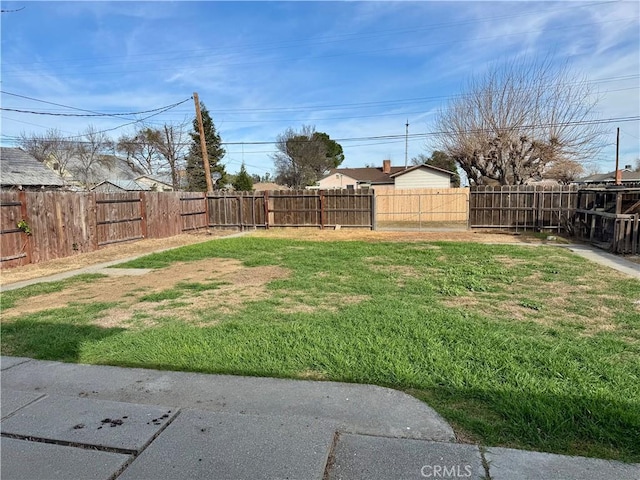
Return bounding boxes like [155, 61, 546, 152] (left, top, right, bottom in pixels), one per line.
[0, 91, 193, 118]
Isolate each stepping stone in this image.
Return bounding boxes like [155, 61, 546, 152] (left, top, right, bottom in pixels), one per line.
[1, 437, 130, 480]
[326, 433, 485, 480]
[0, 394, 177, 454]
[118, 410, 337, 480]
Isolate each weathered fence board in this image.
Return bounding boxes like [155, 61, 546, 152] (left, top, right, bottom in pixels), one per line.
[469, 185, 578, 231]
[0, 192, 30, 268]
[96, 193, 143, 246]
[207, 190, 373, 229]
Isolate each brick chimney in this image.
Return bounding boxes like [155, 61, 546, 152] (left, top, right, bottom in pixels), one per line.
[382, 159, 391, 174]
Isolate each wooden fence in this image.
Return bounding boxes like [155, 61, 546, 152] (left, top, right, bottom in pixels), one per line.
[1, 190, 373, 269]
[375, 188, 469, 229]
[469, 185, 578, 231]
[208, 189, 373, 229]
[0, 191, 208, 269]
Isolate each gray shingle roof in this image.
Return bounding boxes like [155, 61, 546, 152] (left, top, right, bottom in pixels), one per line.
[576, 169, 640, 183]
[327, 166, 406, 184]
[91, 179, 151, 191]
[0, 147, 65, 187]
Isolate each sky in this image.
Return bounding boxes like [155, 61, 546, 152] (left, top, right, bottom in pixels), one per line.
[1, 1, 639, 182]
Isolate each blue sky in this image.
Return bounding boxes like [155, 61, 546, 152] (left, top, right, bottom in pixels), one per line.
[1, 1, 639, 181]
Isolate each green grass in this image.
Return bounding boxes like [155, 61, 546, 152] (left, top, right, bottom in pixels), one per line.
[0, 274, 107, 310]
[2, 237, 639, 461]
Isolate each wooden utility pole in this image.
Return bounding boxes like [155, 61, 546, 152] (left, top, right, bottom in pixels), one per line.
[614, 127, 621, 186]
[193, 92, 214, 193]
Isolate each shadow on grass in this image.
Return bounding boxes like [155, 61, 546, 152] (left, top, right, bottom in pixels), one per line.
[0, 320, 124, 363]
[410, 386, 640, 462]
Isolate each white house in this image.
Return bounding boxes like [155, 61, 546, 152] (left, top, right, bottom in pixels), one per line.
[316, 160, 456, 190]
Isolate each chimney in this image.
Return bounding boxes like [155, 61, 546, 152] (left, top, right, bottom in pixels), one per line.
[382, 159, 391, 174]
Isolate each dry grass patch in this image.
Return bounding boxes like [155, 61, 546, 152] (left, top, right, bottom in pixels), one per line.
[2, 258, 290, 328]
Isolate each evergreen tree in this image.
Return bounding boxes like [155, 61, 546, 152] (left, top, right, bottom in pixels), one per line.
[233, 162, 254, 191]
[185, 102, 227, 191]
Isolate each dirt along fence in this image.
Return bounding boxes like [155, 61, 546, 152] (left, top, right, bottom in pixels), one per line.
[0, 189, 373, 269]
[375, 188, 469, 230]
[469, 185, 579, 231]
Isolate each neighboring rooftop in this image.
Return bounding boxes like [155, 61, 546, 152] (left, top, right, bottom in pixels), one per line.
[576, 167, 640, 184]
[0, 147, 65, 188]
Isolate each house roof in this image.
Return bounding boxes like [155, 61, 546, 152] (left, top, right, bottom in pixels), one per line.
[576, 169, 640, 183]
[389, 163, 456, 178]
[327, 166, 406, 184]
[64, 155, 144, 184]
[91, 179, 151, 191]
[0, 147, 65, 187]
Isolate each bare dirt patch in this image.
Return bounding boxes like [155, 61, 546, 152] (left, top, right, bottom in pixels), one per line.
[0, 232, 234, 286]
[2, 258, 290, 328]
[252, 228, 548, 244]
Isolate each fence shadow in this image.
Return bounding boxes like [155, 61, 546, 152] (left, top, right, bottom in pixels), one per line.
[1, 320, 124, 363]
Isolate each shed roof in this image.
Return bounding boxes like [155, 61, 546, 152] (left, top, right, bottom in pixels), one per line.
[0, 147, 65, 187]
[91, 179, 151, 191]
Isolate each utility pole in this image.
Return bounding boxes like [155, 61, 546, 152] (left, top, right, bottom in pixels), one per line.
[614, 127, 621, 186]
[404, 119, 409, 169]
[193, 92, 213, 193]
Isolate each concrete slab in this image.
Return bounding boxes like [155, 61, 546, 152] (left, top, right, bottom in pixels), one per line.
[1, 389, 44, 419]
[118, 409, 337, 480]
[1, 358, 454, 441]
[1, 356, 31, 370]
[326, 433, 485, 480]
[0, 394, 177, 454]
[1, 437, 131, 480]
[485, 446, 640, 480]
[561, 244, 640, 278]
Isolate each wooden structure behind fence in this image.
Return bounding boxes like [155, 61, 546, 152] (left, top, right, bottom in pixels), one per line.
[469, 185, 578, 231]
[572, 187, 640, 255]
[375, 188, 469, 228]
[1, 189, 373, 269]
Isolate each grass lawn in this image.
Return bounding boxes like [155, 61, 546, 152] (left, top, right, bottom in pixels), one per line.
[1, 236, 639, 462]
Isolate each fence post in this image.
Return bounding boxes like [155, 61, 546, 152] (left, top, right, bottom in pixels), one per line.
[264, 191, 269, 229]
[139, 191, 148, 239]
[371, 190, 377, 230]
[320, 191, 325, 229]
[204, 192, 210, 230]
[18, 191, 33, 265]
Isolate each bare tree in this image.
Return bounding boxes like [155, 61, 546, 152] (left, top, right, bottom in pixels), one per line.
[71, 125, 115, 190]
[541, 159, 585, 184]
[154, 122, 189, 190]
[433, 58, 605, 185]
[116, 127, 162, 175]
[19, 129, 75, 177]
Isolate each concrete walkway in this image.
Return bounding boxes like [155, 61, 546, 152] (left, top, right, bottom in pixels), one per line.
[1, 357, 639, 480]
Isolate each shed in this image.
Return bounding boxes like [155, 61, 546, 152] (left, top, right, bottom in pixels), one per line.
[0, 147, 65, 190]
